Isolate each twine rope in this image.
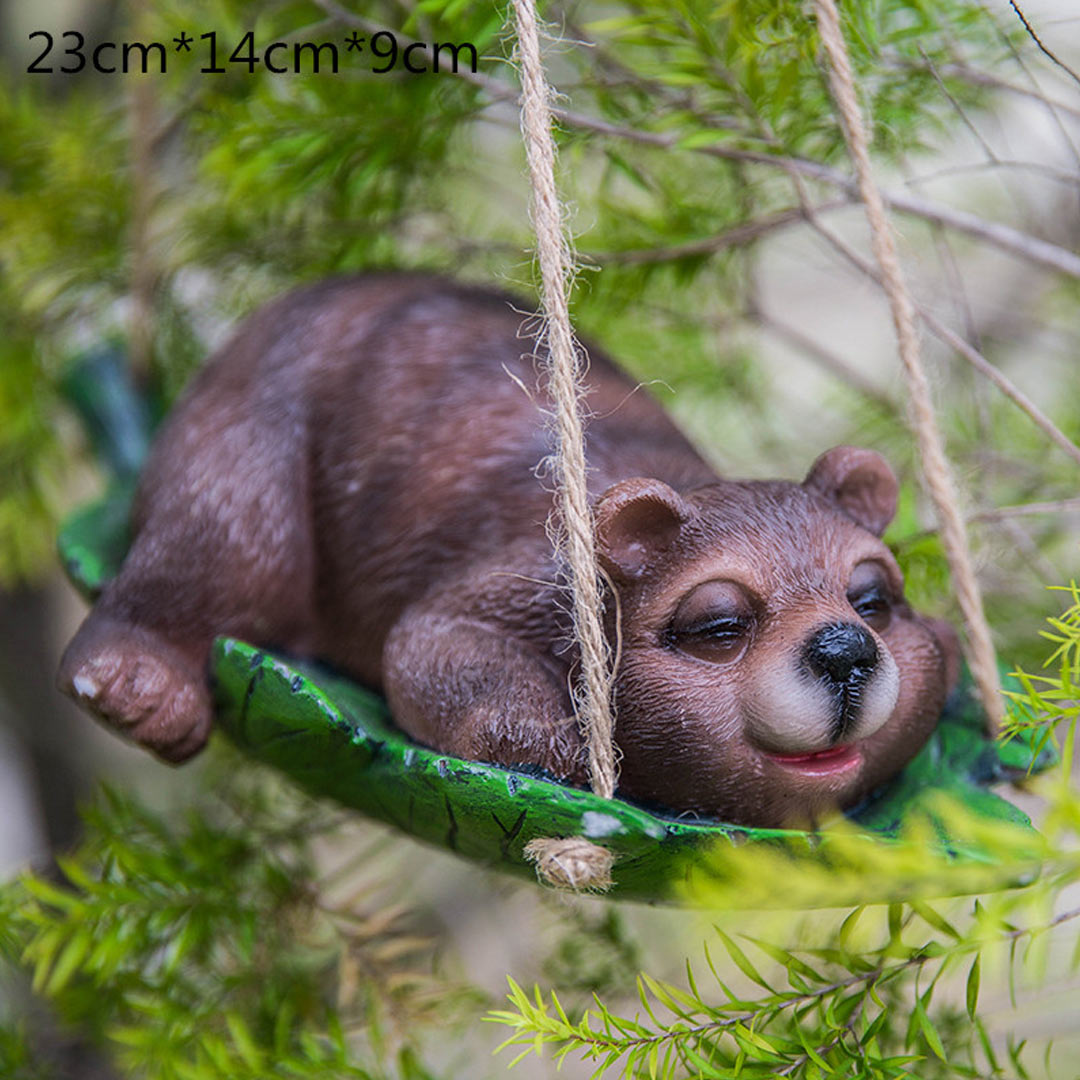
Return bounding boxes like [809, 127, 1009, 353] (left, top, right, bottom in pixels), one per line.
[511, 0, 618, 890]
[814, 0, 1005, 734]
[511, 0, 618, 801]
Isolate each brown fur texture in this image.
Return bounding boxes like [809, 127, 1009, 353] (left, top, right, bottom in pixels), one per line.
[57, 274, 960, 827]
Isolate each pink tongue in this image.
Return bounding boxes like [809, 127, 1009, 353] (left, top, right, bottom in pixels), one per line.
[770, 744, 853, 764]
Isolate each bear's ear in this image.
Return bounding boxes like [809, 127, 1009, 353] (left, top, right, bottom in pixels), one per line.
[594, 478, 693, 582]
[802, 446, 898, 537]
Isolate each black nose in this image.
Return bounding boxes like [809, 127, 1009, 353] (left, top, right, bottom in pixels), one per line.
[803, 622, 878, 686]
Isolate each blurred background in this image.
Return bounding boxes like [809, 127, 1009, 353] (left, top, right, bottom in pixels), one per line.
[1, 0, 1079, 1076]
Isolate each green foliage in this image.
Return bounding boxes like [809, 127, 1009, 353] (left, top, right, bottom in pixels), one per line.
[159, 9, 489, 283]
[491, 893, 1077, 1079]
[139, 0, 502, 308]
[0, 765, 484, 1079]
[0, 0, 1061, 631]
[0, 83, 131, 316]
[0, 1020, 54, 1080]
[0, 304, 62, 587]
[0, 80, 132, 583]
[1, 0, 1078, 1075]
[578, 0, 996, 161]
[490, 584, 1080, 1077]
[542, 907, 642, 999]
[1003, 582, 1080, 771]
[885, 484, 952, 615]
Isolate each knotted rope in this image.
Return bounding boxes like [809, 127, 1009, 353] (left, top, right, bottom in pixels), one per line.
[511, 0, 619, 888]
[813, 0, 1005, 734]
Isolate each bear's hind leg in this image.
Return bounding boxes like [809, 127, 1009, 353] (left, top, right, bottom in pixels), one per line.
[59, 616, 212, 762]
[58, 391, 315, 762]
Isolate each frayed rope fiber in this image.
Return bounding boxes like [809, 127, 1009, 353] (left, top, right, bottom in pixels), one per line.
[524, 837, 616, 891]
[813, 0, 1005, 736]
[511, 0, 618, 890]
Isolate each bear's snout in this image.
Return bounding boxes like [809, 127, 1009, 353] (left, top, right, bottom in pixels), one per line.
[802, 622, 882, 742]
[742, 620, 900, 755]
[802, 622, 878, 686]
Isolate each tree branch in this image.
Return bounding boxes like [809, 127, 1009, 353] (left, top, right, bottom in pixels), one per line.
[585, 202, 845, 265]
[888, 59, 1080, 122]
[970, 497, 1080, 524]
[312, 0, 1080, 282]
[804, 215, 1080, 469]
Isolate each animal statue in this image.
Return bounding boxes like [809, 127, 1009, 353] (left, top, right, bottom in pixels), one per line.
[58, 273, 960, 827]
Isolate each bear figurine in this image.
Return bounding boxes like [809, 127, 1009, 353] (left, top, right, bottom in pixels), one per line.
[58, 273, 960, 827]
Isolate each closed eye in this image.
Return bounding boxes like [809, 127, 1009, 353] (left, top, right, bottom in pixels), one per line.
[665, 579, 756, 663]
[848, 586, 891, 630]
[666, 615, 752, 662]
[679, 616, 750, 639]
[847, 560, 897, 632]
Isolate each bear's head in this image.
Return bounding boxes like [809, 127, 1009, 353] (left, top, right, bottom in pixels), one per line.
[595, 446, 960, 828]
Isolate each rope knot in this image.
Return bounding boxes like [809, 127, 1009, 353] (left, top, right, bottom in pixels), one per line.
[524, 837, 616, 891]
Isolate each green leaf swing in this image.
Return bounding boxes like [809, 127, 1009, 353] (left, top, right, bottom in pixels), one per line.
[58, 0, 1057, 904]
[55, 399, 1057, 905]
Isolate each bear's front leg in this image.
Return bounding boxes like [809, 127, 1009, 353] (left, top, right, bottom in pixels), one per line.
[382, 609, 587, 784]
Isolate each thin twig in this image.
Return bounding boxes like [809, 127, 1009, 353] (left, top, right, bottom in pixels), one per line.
[913, 310, 1080, 469]
[806, 216, 1080, 471]
[897, 58, 1080, 120]
[544, 110, 1080, 279]
[919, 44, 1000, 164]
[585, 202, 844, 266]
[970, 498, 1080, 523]
[993, 15, 1080, 174]
[905, 158, 1080, 190]
[753, 308, 899, 414]
[996, 516, 1065, 591]
[1008, 0, 1080, 90]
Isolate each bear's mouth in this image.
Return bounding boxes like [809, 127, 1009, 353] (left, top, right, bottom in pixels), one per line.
[764, 743, 862, 775]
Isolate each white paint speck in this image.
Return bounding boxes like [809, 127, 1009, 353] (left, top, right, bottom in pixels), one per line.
[72, 674, 98, 698]
[582, 811, 624, 838]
